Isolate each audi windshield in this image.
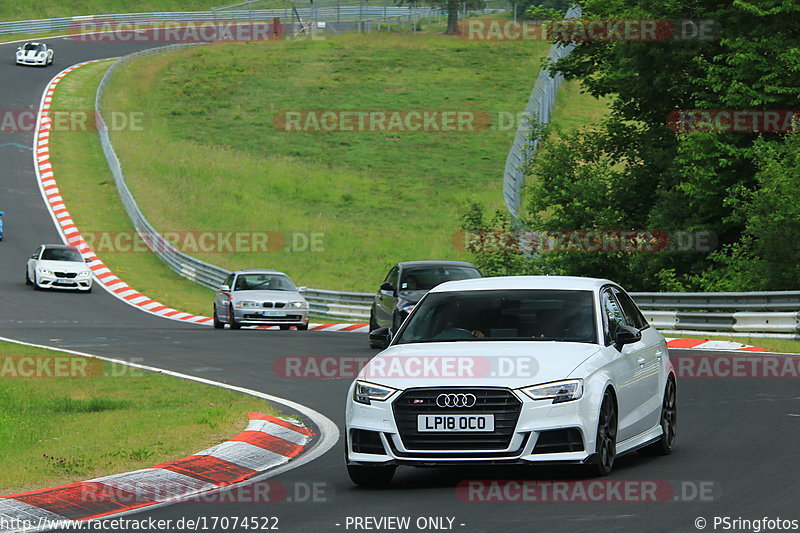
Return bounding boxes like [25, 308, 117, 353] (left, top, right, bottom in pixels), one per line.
[394, 289, 597, 344]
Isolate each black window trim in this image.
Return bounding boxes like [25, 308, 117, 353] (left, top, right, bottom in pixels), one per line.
[612, 286, 651, 331]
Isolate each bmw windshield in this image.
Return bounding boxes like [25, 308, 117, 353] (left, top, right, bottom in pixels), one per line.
[41, 248, 83, 262]
[233, 273, 296, 291]
[394, 289, 597, 344]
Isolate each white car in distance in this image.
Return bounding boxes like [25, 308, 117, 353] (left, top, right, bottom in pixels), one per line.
[345, 276, 676, 486]
[16, 42, 54, 66]
[26, 244, 93, 292]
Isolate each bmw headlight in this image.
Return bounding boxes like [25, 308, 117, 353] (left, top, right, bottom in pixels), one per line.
[234, 300, 260, 308]
[519, 379, 583, 404]
[286, 301, 307, 309]
[353, 381, 397, 405]
[79, 271, 91, 278]
[38, 268, 54, 277]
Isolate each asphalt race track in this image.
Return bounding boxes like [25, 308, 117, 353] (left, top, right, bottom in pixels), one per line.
[1, 35, 798, 533]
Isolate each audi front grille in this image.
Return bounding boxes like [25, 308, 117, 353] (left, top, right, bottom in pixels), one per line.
[392, 388, 522, 451]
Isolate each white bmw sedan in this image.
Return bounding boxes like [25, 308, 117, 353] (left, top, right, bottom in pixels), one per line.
[345, 276, 676, 486]
[26, 244, 93, 292]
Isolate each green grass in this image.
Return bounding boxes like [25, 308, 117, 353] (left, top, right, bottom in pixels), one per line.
[548, 79, 612, 133]
[101, 33, 550, 294]
[0, 340, 279, 493]
[666, 334, 800, 354]
[48, 60, 217, 317]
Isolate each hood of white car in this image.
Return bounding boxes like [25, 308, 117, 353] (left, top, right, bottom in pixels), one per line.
[356, 341, 601, 390]
[36, 260, 89, 273]
[231, 289, 304, 303]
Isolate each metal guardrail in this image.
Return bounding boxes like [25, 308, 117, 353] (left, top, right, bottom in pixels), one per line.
[629, 291, 800, 312]
[90, 23, 799, 332]
[96, 44, 230, 291]
[502, 4, 581, 220]
[632, 292, 800, 337]
[0, 7, 436, 36]
[94, 43, 376, 320]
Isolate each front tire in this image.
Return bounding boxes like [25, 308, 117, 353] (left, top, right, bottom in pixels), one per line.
[586, 390, 617, 477]
[25, 269, 32, 286]
[33, 272, 42, 290]
[279, 325, 291, 330]
[639, 378, 677, 456]
[213, 306, 224, 329]
[228, 306, 241, 330]
[297, 324, 309, 331]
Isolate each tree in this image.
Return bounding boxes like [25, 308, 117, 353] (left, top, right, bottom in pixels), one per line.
[463, 0, 800, 290]
[398, 0, 486, 35]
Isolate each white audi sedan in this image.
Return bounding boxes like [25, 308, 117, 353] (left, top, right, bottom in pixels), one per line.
[345, 276, 676, 486]
[26, 244, 93, 292]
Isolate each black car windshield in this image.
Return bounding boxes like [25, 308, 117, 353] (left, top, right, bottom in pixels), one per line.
[24, 44, 44, 52]
[399, 266, 480, 292]
[41, 248, 83, 262]
[234, 273, 296, 291]
[395, 289, 597, 344]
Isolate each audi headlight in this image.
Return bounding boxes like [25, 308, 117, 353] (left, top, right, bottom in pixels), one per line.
[519, 379, 583, 404]
[234, 300, 260, 308]
[353, 381, 397, 405]
[286, 301, 307, 309]
[38, 268, 54, 277]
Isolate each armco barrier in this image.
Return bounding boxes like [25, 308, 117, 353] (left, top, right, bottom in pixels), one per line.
[0, 7, 436, 36]
[91, 28, 799, 331]
[502, 4, 581, 220]
[94, 45, 374, 321]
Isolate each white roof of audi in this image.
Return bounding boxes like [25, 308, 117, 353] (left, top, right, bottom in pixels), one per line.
[429, 275, 615, 293]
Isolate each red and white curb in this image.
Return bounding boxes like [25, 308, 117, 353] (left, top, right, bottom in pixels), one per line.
[665, 338, 765, 352]
[33, 60, 369, 334]
[0, 413, 311, 528]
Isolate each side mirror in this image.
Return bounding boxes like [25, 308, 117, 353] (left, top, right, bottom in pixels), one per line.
[379, 282, 395, 296]
[614, 324, 642, 351]
[298, 286, 307, 292]
[220, 284, 230, 292]
[85, 258, 91, 263]
[368, 327, 392, 350]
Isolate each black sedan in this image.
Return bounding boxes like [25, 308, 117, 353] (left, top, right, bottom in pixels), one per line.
[368, 260, 481, 346]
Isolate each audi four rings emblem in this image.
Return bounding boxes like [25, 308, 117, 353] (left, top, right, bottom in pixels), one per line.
[436, 393, 477, 408]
